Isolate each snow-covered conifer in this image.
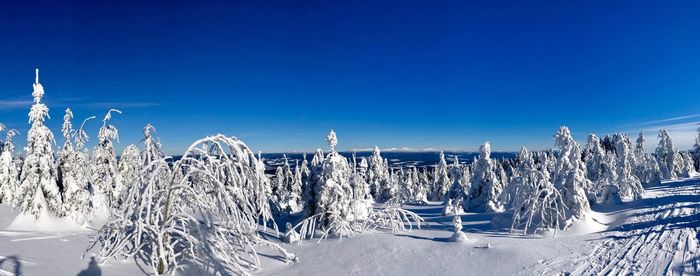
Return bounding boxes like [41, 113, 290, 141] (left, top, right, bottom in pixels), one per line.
[656, 130, 681, 180]
[58, 109, 93, 224]
[17, 69, 63, 219]
[432, 151, 450, 201]
[0, 129, 19, 205]
[367, 146, 389, 202]
[613, 134, 644, 199]
[552, 126, 590, 220]
[91, 109, 122, 213]
[468, 142, 503, 212]
[509, 147, 567, 236]
[443, 156, 467, 215]
[633, 131, 661, 185]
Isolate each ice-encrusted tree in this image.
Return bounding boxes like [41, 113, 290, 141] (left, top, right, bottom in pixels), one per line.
[656, 130, 681, 180]
[116, 144, 140, 208]
[0, 129, 19, 205]
[468, 142, 503, 212]
[17, 69, 63, 219]
[293, 130, 422, 241]
[58, 109, 94, 224]
[509, 147, 567, 236]
[91, 109, 122, 213]
[584, 134, 607, 184]
[613, 134, 644, 199]
[443, 156, 468, 215]
[367, 146, 391, 202]
[90, 134, 296, 275]
[679, 151, 697, 178]
[633, 131, 661, 185]
[552, 126, 591, 220]
[432, 151, 451, 201]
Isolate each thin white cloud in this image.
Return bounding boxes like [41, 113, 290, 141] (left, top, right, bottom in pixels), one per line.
[72, 102, 160, 108]
[622, 114, 700, 127]
[0, 100, 32, 110]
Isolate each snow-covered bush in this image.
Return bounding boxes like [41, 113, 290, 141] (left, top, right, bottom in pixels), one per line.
[91, 109, 122, 213]
[552, 126, 590, 220]
[17, 69, 63, 219]
[0, 128, 19, 205]
[443, 157, 467, 215]
[468, 142, 503, 212]
[509, 147, 567, 236]
[89, 134, 296, 275]
[448, 215, 467, 242]
[367, 146, 389, 202]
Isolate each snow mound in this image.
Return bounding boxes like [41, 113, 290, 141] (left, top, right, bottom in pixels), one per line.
[448, 231, 469, 242]
[560, 211, 607, 236]
[5, 208, 86, 232]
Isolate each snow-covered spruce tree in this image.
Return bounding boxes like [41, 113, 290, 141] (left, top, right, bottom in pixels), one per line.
[349, 152, 372, 219]
[0, 129, 19, 205]
[91, 109, 122, 213]
[58, 109, 94, 224]
[678, 151, 697, 178]
[89, 134, 296, 275]
[17, 69, 63, 218]
[509, 147, 567, 236]
[656, 130, 681, 180]
[552, 126, 591, 220]
[584, 134, 607, 184]
[432, 151, 450, 201]
[467, 142, 503, 212]
[633, 131, 661, 185]
[443, 156, 467, 215]
[293, 130, 422, 241]
[613, 134, 644, 200]
[367, 146, 390, 202]
[271, 155, 295, 212]
[302, 149, 325, 216]
[116, 144, 140, 208]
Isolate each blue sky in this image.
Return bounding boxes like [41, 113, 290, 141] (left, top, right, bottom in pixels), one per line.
[1, 1, 700, 154]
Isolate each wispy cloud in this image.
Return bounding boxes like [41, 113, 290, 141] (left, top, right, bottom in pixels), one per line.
[73, 102, 160, 108]
[622, 114, 700, 128]
[0, 100, 32, 110]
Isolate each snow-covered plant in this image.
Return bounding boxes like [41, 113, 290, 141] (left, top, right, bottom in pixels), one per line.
[349, 153, 372, 220]
[694, 126, 700, 171]
[89, 134, 296, 275]
[468, 142, 503, 212]
[58, 109, 93, 224]
[443, 157, 467, 215]
[448, 215, 467, 242]
[613, 134, 644, 199]
[432, 151, 451, 201]
[17, 69, 63, 219]
[91, 109, 122, 213]
[656, 130, 681, 180]
[678, 151, 697, 178]
[116, 144, 140, 209]
[551, 126, 590, 220]
[584, 134, 607, 183]
[509, 147, 567, 236]
[0, 129, 19, 205]
[293, 130, 422, 242]
[367, 146, 390, 202]
[633, 131, 661, 185]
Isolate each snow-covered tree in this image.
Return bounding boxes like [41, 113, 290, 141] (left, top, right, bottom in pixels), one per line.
[584, 134, 607, 183]
[116, 144, 140, 209]
[90, 134, 296, 274]
[17, 69, 63, 219]
[678, 151, 697, 178]
[367, 146, 390, 202]
[656, 130, 681, 180]
[0, 129, 19, 205]
[443, 157, 467, 215]
[91, 109, 122, 213]
[58, 109, 94, 224]
[552, 126, 590, 220]
[613, 134, 644, 199]
[467, 142, 503, 212]
[509, 147, 567, 236]
[432, 151, 450, 201]
[448, 215, 467, 242]
[633, 131, 661, 185]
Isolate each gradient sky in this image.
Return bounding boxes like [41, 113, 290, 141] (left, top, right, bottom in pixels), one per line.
[1, 0, 700, 154]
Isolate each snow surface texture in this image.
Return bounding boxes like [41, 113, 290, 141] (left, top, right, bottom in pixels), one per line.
[2, 178, 700, 275]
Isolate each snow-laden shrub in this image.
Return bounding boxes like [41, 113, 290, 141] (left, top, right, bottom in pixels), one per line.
[509, 147, 567, 236]
[89, 134, 296, 275]
[17, 69, 63, 218]
[468, 142, 504, 212]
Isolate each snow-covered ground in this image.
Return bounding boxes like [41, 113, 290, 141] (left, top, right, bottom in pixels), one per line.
[1, 178, 699, 275]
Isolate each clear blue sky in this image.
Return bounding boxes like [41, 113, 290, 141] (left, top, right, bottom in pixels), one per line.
[1, 0, 700, 154]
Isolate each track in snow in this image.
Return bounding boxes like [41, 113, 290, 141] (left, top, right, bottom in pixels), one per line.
[572, 178, 700, 275]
